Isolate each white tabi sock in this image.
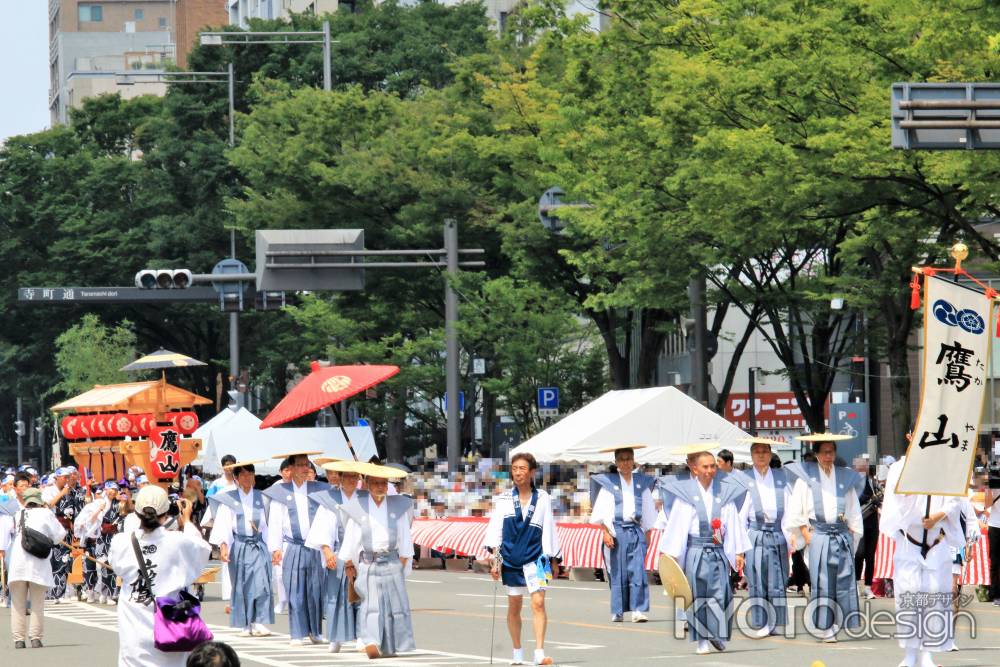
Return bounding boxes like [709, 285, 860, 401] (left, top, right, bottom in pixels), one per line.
[512, 647, 524, 664]
[534, 648, 546, 664]
[898, 648, 918, 667]
[918, 650, 936, 667]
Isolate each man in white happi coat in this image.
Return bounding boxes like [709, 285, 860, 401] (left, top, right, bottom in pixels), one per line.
[881, 456, 965, 667]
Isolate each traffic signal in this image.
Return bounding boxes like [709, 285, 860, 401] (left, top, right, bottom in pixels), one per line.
[135, 269, 193, 289]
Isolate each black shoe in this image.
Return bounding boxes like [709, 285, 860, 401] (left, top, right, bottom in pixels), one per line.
[30, 639, 42, 648]
[14, 641, 25, 649]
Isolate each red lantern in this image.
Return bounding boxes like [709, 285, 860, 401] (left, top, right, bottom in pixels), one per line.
[61, 416, 81, 440]
[167, 411, 199, 435]
[148, 425, 182, 479]
[110, 413, 132, 437]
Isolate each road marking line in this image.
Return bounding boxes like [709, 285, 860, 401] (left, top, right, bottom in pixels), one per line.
[42, 602, 498, 665]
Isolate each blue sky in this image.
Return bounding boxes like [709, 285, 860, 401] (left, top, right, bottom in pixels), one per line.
[0, 2, 50, 140]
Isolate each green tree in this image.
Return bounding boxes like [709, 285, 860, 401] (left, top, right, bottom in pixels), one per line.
[52, 314, 142, 398]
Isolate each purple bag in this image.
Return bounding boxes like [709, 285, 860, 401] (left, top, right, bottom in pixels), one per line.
[131, 533, 212, 653]
[153, 590, 213, 652]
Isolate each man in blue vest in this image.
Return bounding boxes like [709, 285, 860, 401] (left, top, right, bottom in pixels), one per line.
[785, 433, 864, 643]
[735, 438, 794, 638]
[484, 452, 560, 666]
[589, 445, 656, 623]
[264, 451, 329, 645]
[209, 459, 273, 637]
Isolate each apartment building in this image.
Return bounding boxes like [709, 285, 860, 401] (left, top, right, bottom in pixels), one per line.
[49, 0, 226, 125]
[228, 0, 339, 27]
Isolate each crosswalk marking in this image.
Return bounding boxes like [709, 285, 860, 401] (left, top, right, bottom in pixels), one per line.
[43, 601, 496, 665]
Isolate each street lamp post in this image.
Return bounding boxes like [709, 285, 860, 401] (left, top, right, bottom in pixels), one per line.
[748, 366, 761, 436]
[200, 21, 333, 91]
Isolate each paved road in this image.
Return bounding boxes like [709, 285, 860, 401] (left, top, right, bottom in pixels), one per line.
[2, 567, 1000, 666]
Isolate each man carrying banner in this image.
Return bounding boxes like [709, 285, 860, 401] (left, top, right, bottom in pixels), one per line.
[880, 455, 964, 667]
[589, 445, 656, 623]
[736, 438, 794, 637]
[483, 452, 560, 666]
[658, 448, 749, 655]
[785, 433, 865, 643]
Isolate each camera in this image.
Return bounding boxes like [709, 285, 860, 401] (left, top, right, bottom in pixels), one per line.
[167, 492, 181, 517]
[988, 463, 1000, 491]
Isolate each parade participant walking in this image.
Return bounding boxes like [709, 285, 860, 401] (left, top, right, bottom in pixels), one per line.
[205, 455, 237, 603]
[306, 460, 364, 653]
[855, 458, 882, 600]
[339, 462, 414, 660]
[785, 433, 864, 642]
[659, 450, 748, 655]
[736, 438, 794, 637]
[880, 456, 965, 667]
[109, 485, 211, 666]
[8, 486, 67, 648]
[264, 451, 329, 645]
[267, 457, 294, 615]
[588, 445, 656, 623]
[483, 452, 560, 666]
[209, 460, 273, 637]
[74, 483, 105, 603]
[43, 467, 83, 602]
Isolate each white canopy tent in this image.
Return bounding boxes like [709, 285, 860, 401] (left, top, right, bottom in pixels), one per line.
[191, 407, 379, 475]
[512, 387, 794, 466]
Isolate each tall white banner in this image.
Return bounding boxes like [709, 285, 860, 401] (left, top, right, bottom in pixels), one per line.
[897, 275, 993, 495]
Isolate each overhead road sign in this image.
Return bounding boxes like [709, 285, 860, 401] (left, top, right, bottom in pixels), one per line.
[18, 286, 221, 303]
[892, 82, 1000, 149]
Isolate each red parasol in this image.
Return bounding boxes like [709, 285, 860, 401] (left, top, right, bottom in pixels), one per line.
[260, 363, 400, 459]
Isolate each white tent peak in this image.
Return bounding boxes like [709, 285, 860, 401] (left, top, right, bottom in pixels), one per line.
[512, 386, 757, 465]
[192, 406, 377, 474]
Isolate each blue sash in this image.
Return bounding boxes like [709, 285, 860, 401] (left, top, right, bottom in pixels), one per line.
[511, 488, 538, 541]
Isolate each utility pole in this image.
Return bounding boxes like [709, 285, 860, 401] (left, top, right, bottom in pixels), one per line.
[688, 277, 709, 404]
[444, 219, 461, 473]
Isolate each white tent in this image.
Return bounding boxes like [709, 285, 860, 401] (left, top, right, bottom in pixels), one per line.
[512, 387, 764, 465]
[192, 407, 379, 475]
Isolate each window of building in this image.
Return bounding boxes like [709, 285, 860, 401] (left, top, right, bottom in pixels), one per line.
[79, 4, 103, 22]
[499, 11, 509, 32]
[134, 9, 144, 20]
[159, 17, 168, 29]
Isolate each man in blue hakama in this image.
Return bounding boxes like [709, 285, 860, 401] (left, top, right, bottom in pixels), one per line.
[785, 434, 864, 643]
[306, 460, 364, 653]
[265, 451, 329, 645]
[659, 449, 749, 655]
[736, 438, 794, 637]
[589, 445, 656, 623]
[484, 452, 560, 666]
[338, 463, 415, 660]
[209, 460, 273, 637]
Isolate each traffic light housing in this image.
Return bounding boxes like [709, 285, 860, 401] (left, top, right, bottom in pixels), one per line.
[135, 269, 193, 289]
